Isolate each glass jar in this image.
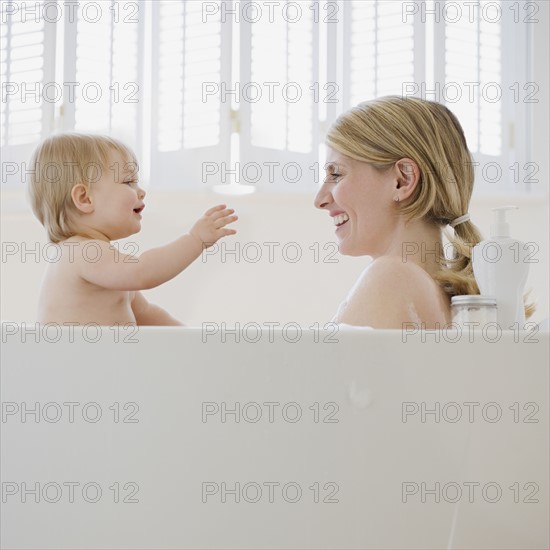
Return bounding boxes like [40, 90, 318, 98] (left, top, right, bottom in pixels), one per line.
[451, 295, 497, 327]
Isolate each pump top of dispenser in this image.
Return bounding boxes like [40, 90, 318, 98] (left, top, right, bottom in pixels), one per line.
[490, 205, 518, 238]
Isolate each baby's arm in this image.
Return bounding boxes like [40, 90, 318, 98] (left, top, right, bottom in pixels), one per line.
[77, 205, 237, 290]
[131, 291, 183, 326]
[136, 204, 237, 288]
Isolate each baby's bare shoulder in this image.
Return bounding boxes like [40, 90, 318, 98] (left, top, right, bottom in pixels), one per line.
[54, 239, 123, 278]
[57, 238, 114, 261]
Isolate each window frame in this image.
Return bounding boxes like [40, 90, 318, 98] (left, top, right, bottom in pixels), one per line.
[0, 0, 540, 198]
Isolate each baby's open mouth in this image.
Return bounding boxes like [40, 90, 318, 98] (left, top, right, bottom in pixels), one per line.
[333, 213, 349, 227]
[133, 206, 145, 214]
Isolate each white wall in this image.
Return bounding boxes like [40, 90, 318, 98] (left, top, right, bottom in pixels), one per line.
[1, 190, 548, 325]
[532, 0, 550, 199]
[2, 3, 548, 326]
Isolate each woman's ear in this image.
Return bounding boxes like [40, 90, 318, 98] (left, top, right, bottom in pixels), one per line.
[394, 158, 420, 200]
[71, 183, 94, 214]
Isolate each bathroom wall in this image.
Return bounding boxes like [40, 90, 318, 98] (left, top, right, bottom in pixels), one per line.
[2, 2, 548, 326]
[1, 190, 548, 326]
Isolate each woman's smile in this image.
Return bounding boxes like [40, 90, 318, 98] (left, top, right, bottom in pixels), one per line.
[333, 213, 349, 228]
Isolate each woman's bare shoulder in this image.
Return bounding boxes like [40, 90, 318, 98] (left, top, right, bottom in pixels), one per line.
[333, 256, 449, 328]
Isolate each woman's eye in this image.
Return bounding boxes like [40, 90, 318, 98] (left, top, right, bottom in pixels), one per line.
[325, 173, 342, 183]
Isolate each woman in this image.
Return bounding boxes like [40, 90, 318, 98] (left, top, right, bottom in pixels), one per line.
[315, 95, 530, 329]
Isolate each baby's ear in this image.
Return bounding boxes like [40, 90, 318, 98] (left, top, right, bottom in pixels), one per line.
[71, 183, 94, 213]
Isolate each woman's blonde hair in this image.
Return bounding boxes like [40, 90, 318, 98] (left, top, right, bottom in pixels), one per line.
[28, 133, 138, 243]
[326, 95, 534, 318]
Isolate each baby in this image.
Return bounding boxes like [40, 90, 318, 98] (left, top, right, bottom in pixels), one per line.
[28, 133, 237, 326]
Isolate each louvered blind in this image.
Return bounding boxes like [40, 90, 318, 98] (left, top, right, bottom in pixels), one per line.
[339, 0, 528, 194]
[238, 0, 318, 192]
[1, 0, 55, 186]
[68, 0, 143, 158]
[346, 0, 415, 106]
[444, 0, 502, 157]
[1, 0, 535, 194]
[149, 0, 231, 188]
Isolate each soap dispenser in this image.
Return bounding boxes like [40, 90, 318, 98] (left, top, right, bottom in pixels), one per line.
[472, 206, 529, 329]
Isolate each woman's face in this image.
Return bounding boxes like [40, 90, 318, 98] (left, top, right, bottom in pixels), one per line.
[314, 147, 399, 257]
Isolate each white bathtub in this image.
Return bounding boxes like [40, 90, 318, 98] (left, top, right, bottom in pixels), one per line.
[1, 324, 548, 549]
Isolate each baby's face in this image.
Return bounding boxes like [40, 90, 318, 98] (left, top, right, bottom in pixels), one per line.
[86, 150, 146, 241]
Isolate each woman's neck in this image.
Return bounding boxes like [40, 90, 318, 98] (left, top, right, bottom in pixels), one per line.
[383, 219, 445, 278]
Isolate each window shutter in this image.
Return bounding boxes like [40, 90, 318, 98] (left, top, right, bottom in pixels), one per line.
[344, 0, 415, 107]
[149, 0, 231, 189]
[0, 0, 534, 195]
[1, 0, 56, 186]
[441, 0, 527, 193]
[324, 0, 417, 176]
[238, 0, 319, 192]
[64, 0, 144, 160]
[443, 0, 502, 157]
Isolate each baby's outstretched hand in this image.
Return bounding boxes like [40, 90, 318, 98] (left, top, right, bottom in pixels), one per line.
[189, 204, 238, 248]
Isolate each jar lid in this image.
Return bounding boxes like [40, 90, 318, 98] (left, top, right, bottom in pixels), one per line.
[451, 295, 497, 306]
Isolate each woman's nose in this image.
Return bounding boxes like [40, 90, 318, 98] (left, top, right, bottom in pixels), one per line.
[314, 183, 332, 209]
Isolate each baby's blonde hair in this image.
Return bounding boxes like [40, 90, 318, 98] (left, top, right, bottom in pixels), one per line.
[326, 95, 534, 318]
[28, 133, 138, 243]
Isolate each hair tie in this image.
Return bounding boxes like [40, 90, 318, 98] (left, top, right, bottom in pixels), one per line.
[449, 213, 470, 228]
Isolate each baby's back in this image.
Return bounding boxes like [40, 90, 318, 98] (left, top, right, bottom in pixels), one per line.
[37, 239, 136, 326]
